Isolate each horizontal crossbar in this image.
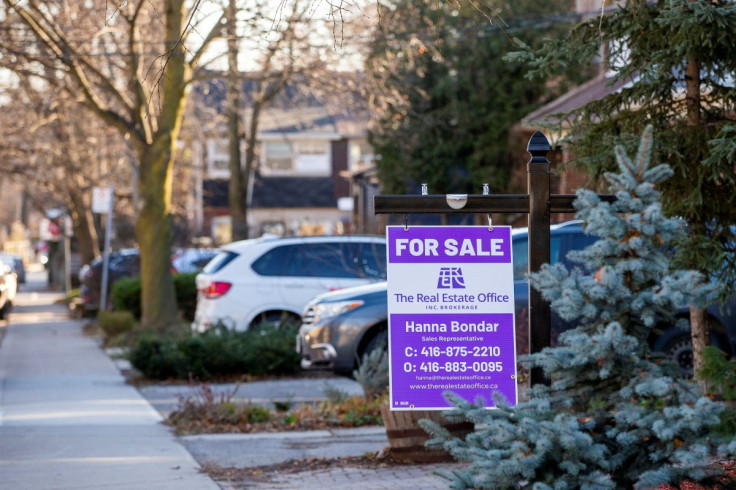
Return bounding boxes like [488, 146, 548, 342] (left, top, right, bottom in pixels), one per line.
[374, 194, 614, 214]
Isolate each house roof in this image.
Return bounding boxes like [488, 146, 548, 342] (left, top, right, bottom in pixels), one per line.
[251, 106, 368, 138]
[521, 73, 632, 130]
[192, 73, 370, 138]
[203, 176, 337, 209]
[522, 65, 734, 132]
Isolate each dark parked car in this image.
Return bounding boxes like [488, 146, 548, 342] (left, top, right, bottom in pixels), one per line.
[79, 249, 141, 314]
[79, 247, 220, 315]
[297, 221, 736, 376]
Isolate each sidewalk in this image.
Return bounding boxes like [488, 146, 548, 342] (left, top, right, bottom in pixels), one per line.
[0, 270, 457, 489]
[0, 271, 218, 489]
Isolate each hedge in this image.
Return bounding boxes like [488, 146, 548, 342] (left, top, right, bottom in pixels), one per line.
[111, 273, 198, 321]
[128, 323, 301, 381]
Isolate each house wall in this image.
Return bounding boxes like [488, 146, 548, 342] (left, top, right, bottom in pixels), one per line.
[331, 139, 350, 199]
[203, 207, 350, 244]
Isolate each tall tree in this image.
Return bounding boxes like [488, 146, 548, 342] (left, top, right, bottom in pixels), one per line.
[1, 0, 225, 330]
[365, 0, 581, 196]
[207, 0, 360, 240]
[226, 0, 247, 241]
[0, 76, 106, 266]
[507, 0, 736, 384]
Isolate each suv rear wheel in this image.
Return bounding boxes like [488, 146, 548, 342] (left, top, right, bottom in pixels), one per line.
[250, 311, 299, 329]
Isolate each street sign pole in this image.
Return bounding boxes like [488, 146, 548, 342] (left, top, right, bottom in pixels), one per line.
[98, 185, 115, 313]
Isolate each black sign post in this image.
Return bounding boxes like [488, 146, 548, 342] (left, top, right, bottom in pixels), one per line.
[374, 131, 608, 385]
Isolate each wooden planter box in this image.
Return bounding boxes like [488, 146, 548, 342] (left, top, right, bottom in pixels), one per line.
[380, 403, 474, 463]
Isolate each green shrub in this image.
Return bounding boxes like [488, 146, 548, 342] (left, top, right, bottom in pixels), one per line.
[98, 310, 136, 339]
[174, 273, 198, 321]
[110, 273, 198, 321]
[128, 333, 189, 380]
[242, 322, 302, 377]
[128, 323, 301, 381]
[111, 277, 142, 318]
[699, 346, 736, 436]
[353, 338, 388, 400]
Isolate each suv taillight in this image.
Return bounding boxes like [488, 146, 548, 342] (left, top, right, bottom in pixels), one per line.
[202, 281, 232, 299]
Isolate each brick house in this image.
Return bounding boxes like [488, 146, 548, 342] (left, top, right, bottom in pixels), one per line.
[189, 78, 375, 243]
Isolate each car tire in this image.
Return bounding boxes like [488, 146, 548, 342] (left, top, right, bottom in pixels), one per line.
[0, 301, 10, 320]
[361, 327, 387, 362]
[251, 311, 299, 329]
[653, 323, 723, 378]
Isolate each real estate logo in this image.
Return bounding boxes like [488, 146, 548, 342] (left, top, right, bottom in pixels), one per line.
[437, 267, 465, 289]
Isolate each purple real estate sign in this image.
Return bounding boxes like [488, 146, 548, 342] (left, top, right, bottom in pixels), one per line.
[386, 226, 518, 410]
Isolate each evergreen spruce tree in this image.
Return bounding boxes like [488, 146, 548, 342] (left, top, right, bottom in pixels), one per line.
[506, 0, 736, 379]
[365, 0, 581, 195]
[425, 127, 736, 489]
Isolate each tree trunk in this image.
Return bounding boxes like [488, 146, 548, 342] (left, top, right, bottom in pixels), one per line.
[690, 305, 709, 386]
[227, 0, 248, 241]
[66, 185, 100, 266]
[685, 40, 708, 392]
[243, 100, 262, 238]
[135, 143, 179, 331]
[130, 0, 189, 332]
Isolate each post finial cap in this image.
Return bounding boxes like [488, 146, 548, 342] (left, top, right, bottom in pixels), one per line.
[527, 131, 551, 155]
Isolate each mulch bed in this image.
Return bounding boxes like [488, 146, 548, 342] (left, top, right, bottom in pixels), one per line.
[204, 456, 736, 489]
[657, 461, 736, 489]
[203, 452, 428, 486]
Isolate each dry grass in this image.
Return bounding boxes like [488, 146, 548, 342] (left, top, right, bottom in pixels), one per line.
[166, 383, 384, 435]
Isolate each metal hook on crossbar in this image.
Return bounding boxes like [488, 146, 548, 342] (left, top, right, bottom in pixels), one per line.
[404, 214, 409, 231]
[487, 214, 493, 231]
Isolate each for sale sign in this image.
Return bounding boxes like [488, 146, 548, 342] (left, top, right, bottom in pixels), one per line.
[386, 226, 517, 410]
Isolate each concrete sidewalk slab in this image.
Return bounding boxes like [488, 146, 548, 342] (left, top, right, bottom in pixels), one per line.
[181, 426, 389, 468]
[0, 425, 211, 489]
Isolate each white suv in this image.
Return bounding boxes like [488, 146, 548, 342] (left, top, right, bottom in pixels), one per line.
[192, 235, 386, 332]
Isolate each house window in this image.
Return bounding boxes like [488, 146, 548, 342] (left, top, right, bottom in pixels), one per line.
[295, 140, 330, 175]
[262, 140, 330, 176]
[207, 139, 230, 178]
[299, 141, 329, 155]
[349, 139, 375, 168]
[262, 141, 293, 174]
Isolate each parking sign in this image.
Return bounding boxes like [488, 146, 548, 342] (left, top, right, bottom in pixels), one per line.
[386, 226, 517, 410]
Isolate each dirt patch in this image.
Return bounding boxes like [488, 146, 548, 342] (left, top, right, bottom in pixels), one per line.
[203, 451, 446, 486]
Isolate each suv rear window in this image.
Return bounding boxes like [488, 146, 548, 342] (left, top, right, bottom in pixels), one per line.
[342, 242, 387, 279]
[252, 241, 387, 279]
[251, 245, 292, 276]
[284, 243, 355, 278]
[202, 251, 239, 274]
